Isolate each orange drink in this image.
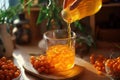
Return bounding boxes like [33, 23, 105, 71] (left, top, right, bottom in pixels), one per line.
[46, 44, 75, 71]
[44, 30, 76, 71]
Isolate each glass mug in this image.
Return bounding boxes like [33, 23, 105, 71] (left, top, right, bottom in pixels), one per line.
[44, 29, 76, 71]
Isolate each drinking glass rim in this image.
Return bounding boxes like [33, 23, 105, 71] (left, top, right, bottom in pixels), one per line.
[43, 29, 76, 40]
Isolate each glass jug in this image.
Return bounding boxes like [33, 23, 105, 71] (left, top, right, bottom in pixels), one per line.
[61, 0, 102, 23]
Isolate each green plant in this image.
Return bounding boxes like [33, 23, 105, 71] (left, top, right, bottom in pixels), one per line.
[73, 20, 95, 47]
[0, 0, 32, 24]
[37, 0, 66, 30]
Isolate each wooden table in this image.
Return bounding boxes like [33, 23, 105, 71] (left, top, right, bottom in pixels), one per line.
[13, 45, 110, 80]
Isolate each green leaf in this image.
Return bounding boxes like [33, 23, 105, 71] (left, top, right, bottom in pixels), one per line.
[20, 0, 24, 4]
[0, 0, 32, 24]
[46, 17, 52, 30]
[37, 6, 48, 24]
[27, 1, 33, 15]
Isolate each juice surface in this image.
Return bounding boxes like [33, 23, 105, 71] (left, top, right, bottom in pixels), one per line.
[46, 44, 75, 71]
[62, 0, 102, 23]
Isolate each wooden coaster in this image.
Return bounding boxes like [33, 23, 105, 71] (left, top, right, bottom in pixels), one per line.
[23, 54, 84, 80]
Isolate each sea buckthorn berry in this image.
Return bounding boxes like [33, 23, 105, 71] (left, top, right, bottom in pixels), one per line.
[91, 55, 120, 78]
[30, 55, 55, 74]
[0, 57, 20, 80]
[90, 54, 107, 74]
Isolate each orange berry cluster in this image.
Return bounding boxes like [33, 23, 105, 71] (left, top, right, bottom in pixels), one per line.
[90, 54, 107, 74]
[30, 55, 55, 74]
[105, 57, 120, 77]
[0, 57, 20, 80]
[90, 54, 120, 78]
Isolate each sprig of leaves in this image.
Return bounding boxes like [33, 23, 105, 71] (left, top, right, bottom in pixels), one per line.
[73, 20, 95, 47]
[37, 0, 65, 30]
[0, 0, 32, 24]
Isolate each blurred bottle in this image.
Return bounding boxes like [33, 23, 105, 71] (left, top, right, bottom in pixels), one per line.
[61, 0, 102, 23]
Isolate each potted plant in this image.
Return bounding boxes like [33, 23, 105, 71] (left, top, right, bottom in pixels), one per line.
[0, 0, 32, 57]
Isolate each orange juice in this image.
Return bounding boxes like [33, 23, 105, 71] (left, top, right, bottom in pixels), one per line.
[67, 23, 72, 46]
[61, 0, 102, 23]
[46, 44, 75, 71]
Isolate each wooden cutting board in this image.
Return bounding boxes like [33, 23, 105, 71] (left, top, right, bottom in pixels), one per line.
[22, 53, 84, 80]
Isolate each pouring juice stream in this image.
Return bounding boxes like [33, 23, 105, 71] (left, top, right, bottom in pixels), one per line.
[62, 0, 102, 47]
[46, 0, 102, 72]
